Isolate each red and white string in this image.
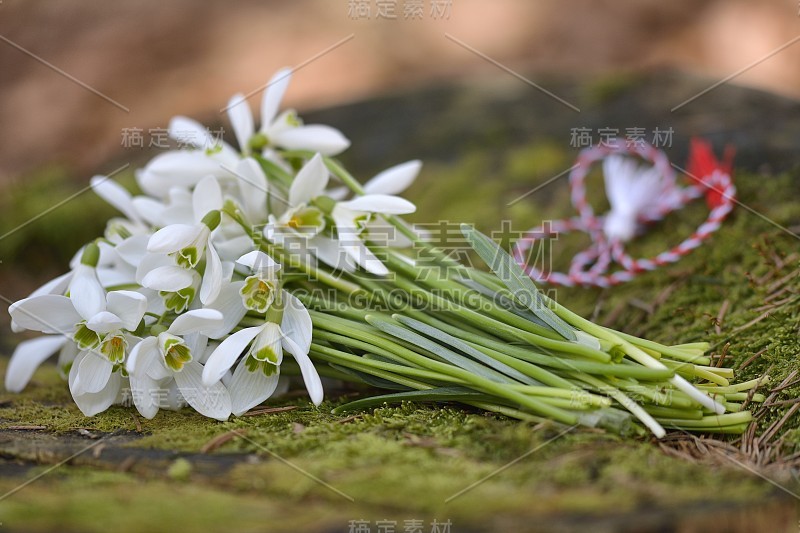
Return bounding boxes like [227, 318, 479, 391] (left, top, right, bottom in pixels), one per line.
[512, 139, 736, 288]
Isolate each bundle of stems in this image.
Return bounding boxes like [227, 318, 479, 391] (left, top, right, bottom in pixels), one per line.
[240, 153, 765, 438]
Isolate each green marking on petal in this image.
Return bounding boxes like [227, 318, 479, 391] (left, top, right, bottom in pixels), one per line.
[176, 246, 200, 269]
[243, 354, 278, 377]
[205, 144, 223, 156]
[261, 361, 278, 377]
[161, 335, 192, 372]
[74, 322, 102, 350]
[286, 206, 325, 236]
[240, 276, 277, 313]
[354, 213, 371, 233]
[251, 323, 282, 365]
[161, 286, 196, 313]
[100, 334, 127, 363]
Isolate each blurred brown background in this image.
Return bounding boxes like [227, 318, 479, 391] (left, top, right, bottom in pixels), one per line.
[0, 0, 799, 184]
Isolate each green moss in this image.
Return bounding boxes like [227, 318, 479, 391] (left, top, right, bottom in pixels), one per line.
[0, 166, 138, 271]
[583, 72, 645, 105]
[2, 145, 800, 531]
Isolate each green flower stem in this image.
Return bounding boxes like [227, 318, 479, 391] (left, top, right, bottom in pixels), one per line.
[655, 411, 752, 429]
[659, 360, 729, 387]
[382, 248, 562, 341]
[505, 385, 611, 407]
[391, 275, 611, 363]
[696, 377, 770, 394]
[466, 402, 546, 423]
[312, 330, 430, 374]
[606, 328, 712, 365]
[224, 205, 365, 296]
[550, 301, 726, 414]
[614, 382, 695, 409]
[309, 342, 460, 385]
[309, 311, 579, 424]
[569, 372, 666, 438]
[254, 154, 295, 189]
[643, 405, 703, 420]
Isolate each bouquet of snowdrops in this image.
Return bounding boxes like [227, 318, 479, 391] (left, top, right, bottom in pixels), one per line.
[5, 69, 765, 437]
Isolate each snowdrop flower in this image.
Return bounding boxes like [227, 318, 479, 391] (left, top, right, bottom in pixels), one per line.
[9, 245, 147, 378]
[237, 251, 281, 313]
[267, 153, 416, 275]
[126, 309, 232, 421]
[68, 340, 131, 416]
[146, 176, 225, 305]
[227, 68, 350, 157]
[202, 291, 322, 416]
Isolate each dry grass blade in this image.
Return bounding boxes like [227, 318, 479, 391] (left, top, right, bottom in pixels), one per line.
[200, 429, 248, 454]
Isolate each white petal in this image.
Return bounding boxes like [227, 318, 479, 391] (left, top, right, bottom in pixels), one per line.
[289, 153, 329, 206]
[57, 341, 80, 379]
[106, 290, 148, 330]
[168, 116, 216, 149]
[4, 336, 67, 392]
[201, 281, 248, 339]
[29, 271, 73, 298]
[280, 291, 312, 354]
[96, 264, 136, 288]
[73, 352, 113, 395]
[114, 235, 150, 267]
[273, 125, 350, 156]
[227, 93, 254, 150]
[346, 240, 389, 276]
[338, 194, 416, 215]
[137, 151, 227, 199]
[148, 224, 203, 254]
[202, 326, 262, 385]
[91, 176, 140, 223]
[174, 360, 232, 421]
[126, 337, 158, 375]
[214, 234, 256, 263]
[229, 362, 280, 416]
[236, 250, 279, 271]
[135, 253, 175, 285]
[282, 336, 323, 406]
[307, 235, 355, 272]
[363, 160, 422, 195]
[141, 266, 194, 292]
[325, 186, 350, 201]
[71, 362, 121, 417]
[192, 176, 223, 223]
[69, 265, 107, 321]
[130, 373, 160, 419]
[167, 309, 224, 336]
[261, 68, 292, 128]
[9, 295, 82, 334]
[233, 158, 268, 222]
[200, 244, 223, 305]
[131, 196, 165, 226]
[86, 311, 123, 334]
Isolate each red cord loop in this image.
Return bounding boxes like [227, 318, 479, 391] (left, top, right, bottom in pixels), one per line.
[513, 138, 736, 287]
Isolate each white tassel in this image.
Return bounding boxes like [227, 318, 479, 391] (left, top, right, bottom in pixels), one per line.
[602, 155, 667, 242]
